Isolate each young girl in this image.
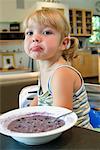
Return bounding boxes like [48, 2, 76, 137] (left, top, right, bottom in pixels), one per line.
[23, 8, 93, 129]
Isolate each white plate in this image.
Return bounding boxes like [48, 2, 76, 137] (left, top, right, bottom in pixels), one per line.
[0, 106, 77, 145]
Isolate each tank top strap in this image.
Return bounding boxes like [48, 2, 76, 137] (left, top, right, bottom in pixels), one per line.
[48, 64, 83, 94]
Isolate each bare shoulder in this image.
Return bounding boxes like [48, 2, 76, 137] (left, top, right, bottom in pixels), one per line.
[51, 66, 82, 92]
[52, 66, 79, 80]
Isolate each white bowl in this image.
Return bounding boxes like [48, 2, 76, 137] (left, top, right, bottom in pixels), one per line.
[0, 106, 77, 145]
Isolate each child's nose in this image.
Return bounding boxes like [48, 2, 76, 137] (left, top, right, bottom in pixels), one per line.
[32, 35, 41, 43]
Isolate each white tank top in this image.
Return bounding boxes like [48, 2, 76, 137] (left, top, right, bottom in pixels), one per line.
[38, 64, 93, 129]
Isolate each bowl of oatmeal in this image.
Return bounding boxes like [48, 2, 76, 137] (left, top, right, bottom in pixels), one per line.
[0, 106, 77, 145]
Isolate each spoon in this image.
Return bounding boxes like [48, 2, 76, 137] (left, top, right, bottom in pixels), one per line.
[52, 111, 73, 123]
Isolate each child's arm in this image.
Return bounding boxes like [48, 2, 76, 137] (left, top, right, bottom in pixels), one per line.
[30, 96, 38, 106]
[51, 67, 81, 110]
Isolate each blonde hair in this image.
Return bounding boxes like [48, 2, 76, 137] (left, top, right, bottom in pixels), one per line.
[23, 8, 79, 61]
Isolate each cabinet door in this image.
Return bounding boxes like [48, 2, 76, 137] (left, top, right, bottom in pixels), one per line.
[69, 9, 74, 34]
[83, 10, 93, 35]
[69, 9, 93, 36]
[72, 52, 98, 77]
[72, 53, 87, 77]
[98, 52, 100, 83]
[75, 9, 83, 35]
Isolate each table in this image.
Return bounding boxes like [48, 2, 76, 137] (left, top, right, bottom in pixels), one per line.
[0, 126, 100, 150]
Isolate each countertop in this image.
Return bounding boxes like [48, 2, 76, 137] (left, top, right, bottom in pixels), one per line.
[0, 72, 39, 83]
[0, 126, 100, 150]
[0, 67, 31, 75]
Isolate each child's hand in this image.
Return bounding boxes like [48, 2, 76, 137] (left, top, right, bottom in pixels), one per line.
[30, 96, 38, 106]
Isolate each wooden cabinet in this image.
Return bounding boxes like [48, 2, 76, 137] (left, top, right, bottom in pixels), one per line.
[0, 32, 24, 46]
[71, 51, 98, 77]
[0, 32, 24, 40]
[0, 72, 38, 113]
[0, 21, 24, 41]
[69, 9, 93, 36]
[98, 49, 100, 83]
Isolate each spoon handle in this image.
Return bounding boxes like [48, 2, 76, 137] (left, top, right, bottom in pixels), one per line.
[54, 111, 73, 122]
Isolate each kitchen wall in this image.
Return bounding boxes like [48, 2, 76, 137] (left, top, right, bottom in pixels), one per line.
[0, 0, 69, 69]
[0, 0, 99, 22]
[0, 0, 99, 70]
[0, 42, 29, 67]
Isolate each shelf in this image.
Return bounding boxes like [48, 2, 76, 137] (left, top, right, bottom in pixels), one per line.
[70, 34, 91, 37]
[0, 31, 23, 33]
[0, 40, 24, 45]
[0, 32, 24, 40]
[91, 42, 100, 45]
[0, 51, 23, 53]
[0, 67, 31, 73]
[69, 9, 93, 36]
[0, 21, 22, 24]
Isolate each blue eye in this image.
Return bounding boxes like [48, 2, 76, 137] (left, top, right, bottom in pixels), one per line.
[26, 31, 33, 36]
[43, 31, 53, 35]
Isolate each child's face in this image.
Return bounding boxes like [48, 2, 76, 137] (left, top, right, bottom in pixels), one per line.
[24, 19, 66, 60]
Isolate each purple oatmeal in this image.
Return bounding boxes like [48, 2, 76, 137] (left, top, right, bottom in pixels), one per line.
[7, 114, 65, 133]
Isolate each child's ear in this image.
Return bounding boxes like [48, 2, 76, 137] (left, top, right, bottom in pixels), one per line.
[61, 37, 70, 50]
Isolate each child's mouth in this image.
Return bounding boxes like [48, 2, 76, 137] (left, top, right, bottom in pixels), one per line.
[30, 46, 43, 52]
